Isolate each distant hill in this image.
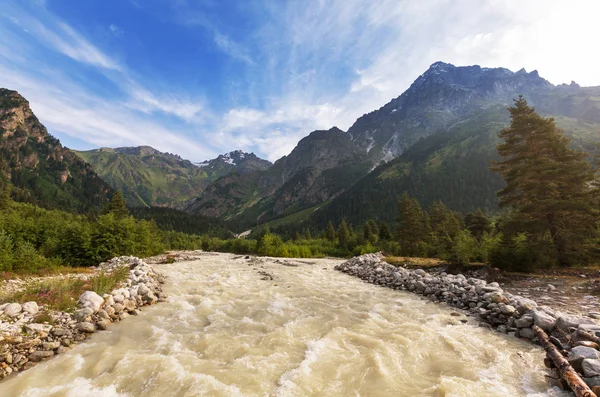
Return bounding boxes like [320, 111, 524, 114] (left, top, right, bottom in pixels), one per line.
[0, 88, 111, 212]
[76, 147, 272, 207]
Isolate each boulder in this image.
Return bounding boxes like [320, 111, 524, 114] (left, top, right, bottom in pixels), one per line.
[532, 310, 556, 332]
[78, 291, 104, 313]
[96, 319, 111, 331]
[21, 301, 39, 315]
[570, 346, 600, 360]
[3, 303, 22, 317]
[74, 307, 94, 322]
[42, 341, 60, 350]
[583, 359, 600, 377]
[28, 351, 54, 362]
[77, 322, 95, 333]
[515, 314, 534, 328]
[556, 314, 595, 332]
[137, 284, 150, 297]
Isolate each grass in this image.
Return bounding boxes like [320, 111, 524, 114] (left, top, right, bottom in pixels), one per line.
[383, 256, 446, 268]
[0, 267, 129, 312]
[0, 266, 95, 281]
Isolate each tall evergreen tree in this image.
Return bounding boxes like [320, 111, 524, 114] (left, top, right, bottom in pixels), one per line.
[326, 221, 336, 241]
[337, 219, 349, 248]
[395, 193, 428, 256]
[428, 200, 460, 256]
[379, 221, 391, 241]
[304, 229, 312, 240]
[104, 190, 130, 219]
[491, 96, 599, 266]
[465, 209, 492, 240]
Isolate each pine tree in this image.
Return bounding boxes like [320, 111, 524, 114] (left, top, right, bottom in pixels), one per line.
[491, 96, 599, 266]
[305, 229, 312, 240]
[465, 209, 492, 240]
[326, 221, 336, 241]
[337, 219, 349, 248]
[294, 232, 301, 241]
[395, 193, 428, 256]
[379, 221, 391, 241]
[363, 222, 373, 241]
[428, 200, 460, 256]
[104, 190, 130, 219]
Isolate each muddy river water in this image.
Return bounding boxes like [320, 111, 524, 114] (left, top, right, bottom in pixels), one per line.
[0, 253, 566, 396]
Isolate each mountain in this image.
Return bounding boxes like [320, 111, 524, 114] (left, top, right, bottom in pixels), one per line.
[195, 150, 272, 174]
[185, 62, 600, 231]
[0, 88, 111, 212]
[182, 127, 372, 221]
[76, 147, 271, 207]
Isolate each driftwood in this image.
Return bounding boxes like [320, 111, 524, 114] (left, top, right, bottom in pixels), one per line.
[533, 325, 597, 397]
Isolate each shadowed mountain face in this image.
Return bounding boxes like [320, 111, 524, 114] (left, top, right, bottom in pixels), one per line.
[0, 88, 111, 212]
[76, 148, 272, 208]
[184, 62, 600, 230]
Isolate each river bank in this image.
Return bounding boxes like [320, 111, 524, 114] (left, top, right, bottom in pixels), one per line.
[336, 253, 600, 395]
[0, 256, 167, 380]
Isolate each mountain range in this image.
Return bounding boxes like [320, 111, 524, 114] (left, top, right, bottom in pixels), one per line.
[2, 62, 599, 232]
[75, 147, 271, 208]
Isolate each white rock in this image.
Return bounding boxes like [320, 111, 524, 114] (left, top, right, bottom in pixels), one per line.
[137, 284, 150, 297]
[3, 303, 22, 317]
[22, 301, 39, 315]
[78, 291, 104, 313]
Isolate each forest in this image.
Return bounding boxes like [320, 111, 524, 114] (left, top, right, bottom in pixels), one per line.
[0, 98, 598, 275]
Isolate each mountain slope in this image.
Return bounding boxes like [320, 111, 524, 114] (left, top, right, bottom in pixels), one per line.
[183, 127, 372, 222]
[76, 148, 272, 207]
[0, 88, 111, 212]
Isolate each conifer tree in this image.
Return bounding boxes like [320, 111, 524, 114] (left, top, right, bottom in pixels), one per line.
[337, 219, 349, 248]
[395, 193, 428, 256]
[305, 229, 312, 240]
[428, 200, 460, 256]
[294, 231, 301, 241]
[104, 191, 130, 219]
[491, 96, 599, 266]
[326, 221, 336, 241]
[363, 222, 373, 241]
[379, 221, 391, 241]
[465, 209, 492, 240]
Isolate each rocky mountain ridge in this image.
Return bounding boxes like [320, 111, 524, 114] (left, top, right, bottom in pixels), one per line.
[0, 88, 111, 212]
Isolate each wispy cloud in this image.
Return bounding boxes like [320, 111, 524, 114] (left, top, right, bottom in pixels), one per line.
[213, 32, 253, 65]
[109, 24, 123, 37]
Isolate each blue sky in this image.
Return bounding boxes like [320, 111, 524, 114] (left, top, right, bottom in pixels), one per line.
[1, 0, 599, 162]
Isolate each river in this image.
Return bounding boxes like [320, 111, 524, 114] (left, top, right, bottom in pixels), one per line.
[0, 253, 566, 396]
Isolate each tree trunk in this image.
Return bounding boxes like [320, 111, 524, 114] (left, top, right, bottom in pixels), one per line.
[533, 325, 596, 397]
[547, 213, 569, 266]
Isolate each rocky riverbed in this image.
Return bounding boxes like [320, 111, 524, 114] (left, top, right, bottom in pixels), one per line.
[0, 256, 167, 380]
[335, 253, 600, 394]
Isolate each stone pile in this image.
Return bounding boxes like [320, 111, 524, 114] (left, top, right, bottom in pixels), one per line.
[0, 256, 166, 380]
[335, 253, 600, 394]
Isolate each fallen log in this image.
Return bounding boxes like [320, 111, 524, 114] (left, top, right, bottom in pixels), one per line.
[533, 325, 597, 397]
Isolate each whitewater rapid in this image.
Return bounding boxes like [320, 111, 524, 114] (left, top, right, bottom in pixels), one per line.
[0, 253, 567, 396]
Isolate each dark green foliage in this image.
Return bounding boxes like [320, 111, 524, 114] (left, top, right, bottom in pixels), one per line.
[491, 97, 599, 266]
[465, 210, 492, 240]
[395, 193, 429, 256]
[337, 219, 349, 248]
[428, 201, 461, 259]
[130, 207, 230, 238]
[379, 222, 391, 241]
[103, 191, 130, 219]
[326, 221, 336, 241]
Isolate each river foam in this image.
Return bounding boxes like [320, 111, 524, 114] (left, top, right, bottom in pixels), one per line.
[0, 253, 569, 396]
